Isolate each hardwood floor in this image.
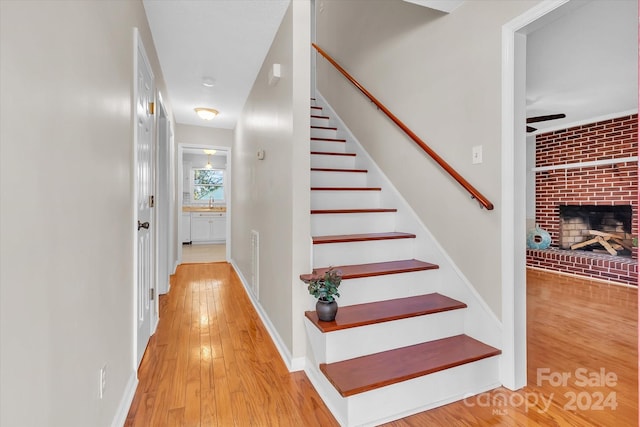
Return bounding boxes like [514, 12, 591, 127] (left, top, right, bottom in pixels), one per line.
[125, 263, 337, 426]
[126, 265, 637, 426]
[384, 269, 638, 426]
[181, 244, 226, 264]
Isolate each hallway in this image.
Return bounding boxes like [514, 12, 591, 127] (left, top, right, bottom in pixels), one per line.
[125, 263, 336, 426]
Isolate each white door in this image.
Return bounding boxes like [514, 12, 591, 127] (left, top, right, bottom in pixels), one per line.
[135, 31, 155, 367]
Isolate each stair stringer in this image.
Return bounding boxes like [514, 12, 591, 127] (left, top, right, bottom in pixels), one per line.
[312, 91, 502, 350]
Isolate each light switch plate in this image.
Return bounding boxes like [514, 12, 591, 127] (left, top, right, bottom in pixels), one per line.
[472, 145, 483, 164]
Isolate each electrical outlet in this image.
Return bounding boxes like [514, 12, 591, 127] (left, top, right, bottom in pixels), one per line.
[472, 145, 483, 164]
[99, 365, 107, 399]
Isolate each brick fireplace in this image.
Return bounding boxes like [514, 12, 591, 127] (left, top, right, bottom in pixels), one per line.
[526, 114, 638, 286]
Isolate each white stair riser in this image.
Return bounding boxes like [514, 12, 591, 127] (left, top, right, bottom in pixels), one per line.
[305, 309, 465, 364]
[313, 238, 413, 266]
[311, 190, 380, 210]
[335, 270, 440, 306]
[311, 154, 355, 169]
[311, 116, 330, 127]
[311, 140, 346, 153]
[311, 170, 367, 187]
[350, 357, 500, 426]
[311, 212, 396, 236]
[311, 127, 338, 139]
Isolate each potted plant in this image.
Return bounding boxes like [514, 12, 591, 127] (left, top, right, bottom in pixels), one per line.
[304, 267, 342, 321]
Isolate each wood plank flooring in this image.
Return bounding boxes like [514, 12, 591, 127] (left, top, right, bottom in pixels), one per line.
[125, 263, 337, 426]
[126, 265, 637, 426]
[384, 269, 638, 426]
[181, 244, 226, 264]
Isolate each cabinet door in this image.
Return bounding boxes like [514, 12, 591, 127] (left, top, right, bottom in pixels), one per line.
[211, 216, 226, 241]
[191, 216, 211, 242]
[181, 213, 191, 243]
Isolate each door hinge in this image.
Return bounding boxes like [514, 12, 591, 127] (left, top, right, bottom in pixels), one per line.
[148, 102, 155, 115]
[149, 195, 155, 207]
[150, 288, 155, 301]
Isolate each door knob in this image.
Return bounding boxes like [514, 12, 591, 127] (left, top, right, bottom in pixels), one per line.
[138, 221, 150, 230]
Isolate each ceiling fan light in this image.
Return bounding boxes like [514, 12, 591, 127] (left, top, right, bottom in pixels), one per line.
[194, 107, 219, 120]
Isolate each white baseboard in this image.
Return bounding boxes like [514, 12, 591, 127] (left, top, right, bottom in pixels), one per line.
[111, 371, 138, 427]
[229, 258, 305, 372]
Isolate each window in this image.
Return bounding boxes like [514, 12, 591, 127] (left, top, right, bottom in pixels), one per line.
[193, 168, 224, 202]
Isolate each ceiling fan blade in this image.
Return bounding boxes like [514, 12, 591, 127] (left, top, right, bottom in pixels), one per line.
[526, 126, 537, 133]
[526, 113, 566, 124]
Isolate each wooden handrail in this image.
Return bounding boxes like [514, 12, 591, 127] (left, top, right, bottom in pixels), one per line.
[312, 43, 494, 210]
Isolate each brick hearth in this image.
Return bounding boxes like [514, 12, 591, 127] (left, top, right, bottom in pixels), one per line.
[527, 248, 637, 286]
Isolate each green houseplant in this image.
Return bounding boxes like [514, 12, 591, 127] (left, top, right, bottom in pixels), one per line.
[304, 267, 342, 321]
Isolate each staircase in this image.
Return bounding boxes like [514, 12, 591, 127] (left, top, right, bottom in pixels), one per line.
[302, 97, 502, 426]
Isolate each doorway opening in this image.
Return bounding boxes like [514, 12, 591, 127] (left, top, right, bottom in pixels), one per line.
[178, 144, 231, 265]
[504, 0, 637, 390]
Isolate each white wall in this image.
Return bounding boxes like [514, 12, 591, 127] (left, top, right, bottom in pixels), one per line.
[315, 0, 541, 317]
[183, 153, 227, 170]
[232, 0, 311, 363]
[0, 1, 172, 425]
[175, 124, 234, 148]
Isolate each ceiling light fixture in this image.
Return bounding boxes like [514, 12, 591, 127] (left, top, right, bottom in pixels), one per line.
[203, 149, 217, 155]
[202, 77, 216, 87]
[205, 155, 212, 169]
[194, 107, 219, 120]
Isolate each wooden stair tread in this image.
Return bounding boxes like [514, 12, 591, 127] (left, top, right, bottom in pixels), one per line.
[311, 114, 330, 119]
[300, 259, 438, 282]
[311, 187, 381, 191]
[311, 125, 337, 130]
[305, 293, 466, 332]
[311, 167, 367, 173]
[310, 151, 356, 157]
[311, 137, 347, 142]
[313, 232, 415, 244]
[320, 335, 501, 397]
[311, 208, 397, 214]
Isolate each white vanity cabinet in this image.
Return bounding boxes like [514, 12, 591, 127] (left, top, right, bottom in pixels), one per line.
[190, 212, 226, 243]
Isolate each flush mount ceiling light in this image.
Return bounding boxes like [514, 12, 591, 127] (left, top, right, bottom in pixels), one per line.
[203, 149, 217, 155]
[202, 77, 216, 87]
[194, 107, 219, 120]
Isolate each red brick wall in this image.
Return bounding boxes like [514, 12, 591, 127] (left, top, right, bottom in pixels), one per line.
[535, 114, 638, 252]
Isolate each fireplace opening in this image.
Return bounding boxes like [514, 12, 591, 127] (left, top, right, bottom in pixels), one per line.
[559, 205, 633, 256]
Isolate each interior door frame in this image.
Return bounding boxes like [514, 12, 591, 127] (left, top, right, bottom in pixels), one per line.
[500, 0, 571, 390]
[133, 27, 157, 368]
[178, 143, 232, 264]
[155, 91, 173, 297]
